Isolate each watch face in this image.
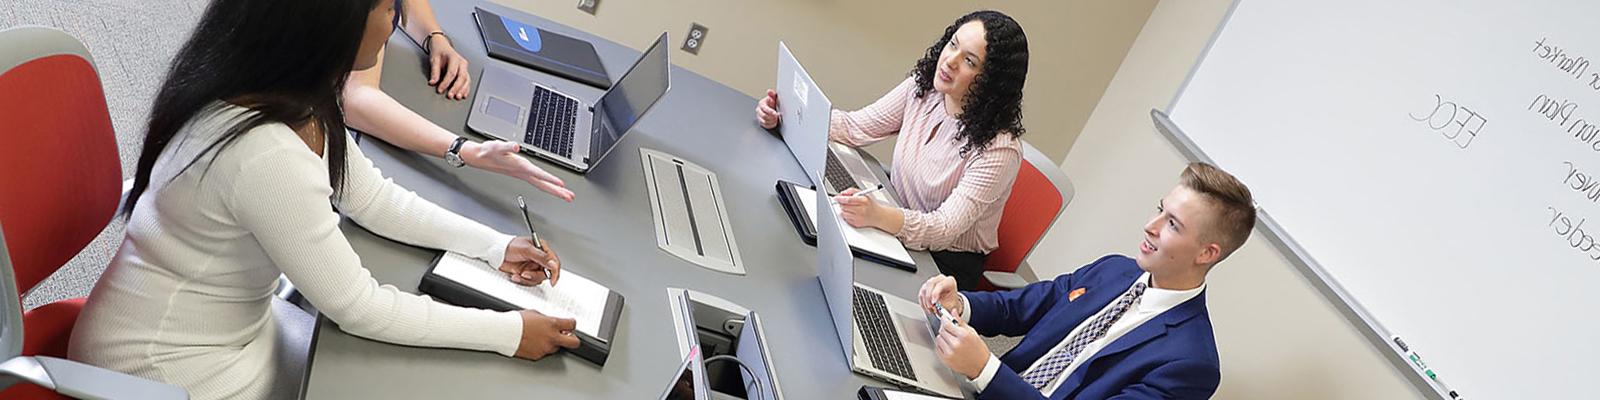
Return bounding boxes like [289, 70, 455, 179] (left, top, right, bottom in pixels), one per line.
[446, 138, 468, 167]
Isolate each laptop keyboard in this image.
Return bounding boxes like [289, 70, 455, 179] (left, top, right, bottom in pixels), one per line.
[825, 151, 862, 192]
[524, 86, 579, 158]
[853, 286, 918, 381]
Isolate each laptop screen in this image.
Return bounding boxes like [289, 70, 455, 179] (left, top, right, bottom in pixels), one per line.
[814, 175, 857, 361]
[590, 32, 672, 166]
[775, 42, 834, 189]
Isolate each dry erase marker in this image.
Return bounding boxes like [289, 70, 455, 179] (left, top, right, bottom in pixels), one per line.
[1392, 336, 1461, 399]
[516, 195, 544, 251]
[851, 184, 886, 198]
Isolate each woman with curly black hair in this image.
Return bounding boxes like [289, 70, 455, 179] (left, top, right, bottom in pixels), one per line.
[755, 10, 1029, 290]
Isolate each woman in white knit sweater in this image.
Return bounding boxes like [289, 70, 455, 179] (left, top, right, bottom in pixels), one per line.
[67, 1, 578, 399]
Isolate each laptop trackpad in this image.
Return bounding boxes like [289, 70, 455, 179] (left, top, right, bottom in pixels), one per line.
[484, 96, 523, 124]
[899, 313, 937, 349]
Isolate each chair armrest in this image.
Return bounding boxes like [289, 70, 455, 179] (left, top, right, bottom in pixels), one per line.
[0, 356, 187, 400]
[982, 271, 1029, 290]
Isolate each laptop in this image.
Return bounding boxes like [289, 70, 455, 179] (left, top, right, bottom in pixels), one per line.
[735, 312, 783, 400]
[473, 8, 611, 89]
[776, 42, 901, 207]
[468, 32, 672, 173]
[814, 177, 963, 398]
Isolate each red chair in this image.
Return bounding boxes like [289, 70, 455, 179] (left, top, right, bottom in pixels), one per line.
[978, 141, 1074, 291]
[0, 26, 185, 399]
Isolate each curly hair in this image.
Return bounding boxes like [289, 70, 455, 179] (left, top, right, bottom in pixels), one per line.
[912, 10, 1029, 156]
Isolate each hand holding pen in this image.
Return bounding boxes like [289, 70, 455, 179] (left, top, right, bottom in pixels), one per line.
[500, 196, 562, 286]
[833, 184, 891, 230]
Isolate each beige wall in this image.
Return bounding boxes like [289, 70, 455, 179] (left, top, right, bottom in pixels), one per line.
[497, 0, 1158, 163]
[1026, 0, 1427, 398]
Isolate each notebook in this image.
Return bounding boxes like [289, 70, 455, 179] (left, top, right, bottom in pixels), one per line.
[776, 180, 916, 271]
[419, 251, 625, 366]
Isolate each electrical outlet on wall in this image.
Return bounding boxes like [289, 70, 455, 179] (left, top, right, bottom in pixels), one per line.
[576, 0, 600, 15]
[682, 23, 708, 55]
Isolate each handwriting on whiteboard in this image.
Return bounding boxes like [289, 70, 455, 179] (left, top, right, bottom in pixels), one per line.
[1532, 37, 1600, 92]
[1529, 94, 1600, 152]
[1409, 93, 1485, 149]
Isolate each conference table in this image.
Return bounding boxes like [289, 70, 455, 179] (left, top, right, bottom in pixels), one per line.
[297, 1, 955, 398]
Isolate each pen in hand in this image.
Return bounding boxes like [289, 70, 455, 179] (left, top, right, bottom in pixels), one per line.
[830, 184, 886, 205]
[516, 195, 561, 286]
[516, 195, 544, 251]
[850, 184, 885, 198]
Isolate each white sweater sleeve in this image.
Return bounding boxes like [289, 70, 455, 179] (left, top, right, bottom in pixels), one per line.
[334, 134, 516, 266]
[226, 128, 522, 357]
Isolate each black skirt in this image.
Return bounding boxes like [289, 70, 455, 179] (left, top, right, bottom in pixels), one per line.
[931, 250, 987, 291]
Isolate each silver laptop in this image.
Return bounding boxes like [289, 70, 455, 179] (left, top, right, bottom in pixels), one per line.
[814, 177, 962, 397]
[468, 32, 671, 173]
[777, 42, 899, 207]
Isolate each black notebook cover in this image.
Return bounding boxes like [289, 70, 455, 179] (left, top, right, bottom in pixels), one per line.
[857, 385, 959, 400]
[474, 8, 612, 89]
[776, 179, 819, 245]
[418, 252, 624, 366]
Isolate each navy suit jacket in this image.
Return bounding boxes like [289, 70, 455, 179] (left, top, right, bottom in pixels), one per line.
[965, 255, 1220, 399]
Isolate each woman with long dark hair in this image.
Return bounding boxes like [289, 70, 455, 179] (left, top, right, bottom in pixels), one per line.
[756, 10, 1030, 290]
[69, 1, 576, 398]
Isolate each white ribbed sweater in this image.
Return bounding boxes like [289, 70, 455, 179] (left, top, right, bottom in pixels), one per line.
[68, 103, 523, 399]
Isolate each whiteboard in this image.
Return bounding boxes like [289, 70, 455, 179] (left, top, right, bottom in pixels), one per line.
[1168, 1, 1600, 398]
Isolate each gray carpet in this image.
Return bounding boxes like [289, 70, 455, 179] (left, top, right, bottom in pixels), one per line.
[2, 0, 208, 309]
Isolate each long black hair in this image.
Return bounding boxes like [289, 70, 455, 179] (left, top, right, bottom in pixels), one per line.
[124, 0, 385, 215]
[911, 10, 1029, 156]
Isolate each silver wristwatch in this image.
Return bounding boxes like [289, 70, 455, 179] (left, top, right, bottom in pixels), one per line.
[444, 137, 469, 168]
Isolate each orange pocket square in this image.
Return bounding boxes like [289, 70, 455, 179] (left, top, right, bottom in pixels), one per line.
[1068, 287, 1087, 301]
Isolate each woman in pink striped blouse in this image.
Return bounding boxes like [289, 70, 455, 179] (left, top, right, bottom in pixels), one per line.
[756, 10, 1030, 290]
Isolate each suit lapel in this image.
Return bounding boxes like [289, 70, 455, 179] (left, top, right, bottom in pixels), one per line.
[1054, 291, 1207, 398]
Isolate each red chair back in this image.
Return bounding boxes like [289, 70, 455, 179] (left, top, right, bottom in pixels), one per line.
[980, 143, 1071, 290]
[0, 27, 121, 400]
[0, 53, 121, 296]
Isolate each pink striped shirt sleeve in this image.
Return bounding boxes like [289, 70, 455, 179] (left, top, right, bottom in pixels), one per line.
[828, 77, 918, 147]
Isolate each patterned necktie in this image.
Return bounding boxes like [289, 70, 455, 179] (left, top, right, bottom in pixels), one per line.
[1019, 281, 1149, 391]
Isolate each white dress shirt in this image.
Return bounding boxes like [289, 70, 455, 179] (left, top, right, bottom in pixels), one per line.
[963, 272, 1204, 395]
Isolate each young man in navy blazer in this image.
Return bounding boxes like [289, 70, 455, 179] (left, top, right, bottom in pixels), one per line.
[919, 162, 1256, 399]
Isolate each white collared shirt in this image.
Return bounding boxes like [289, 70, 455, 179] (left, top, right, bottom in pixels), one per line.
[964, 272, 1204, 395]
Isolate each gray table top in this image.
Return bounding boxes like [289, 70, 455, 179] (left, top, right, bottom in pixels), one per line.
[299, 2, 948, 399]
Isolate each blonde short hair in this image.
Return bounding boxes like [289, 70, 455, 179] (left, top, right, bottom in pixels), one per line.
[1179, 162, 1256, 263]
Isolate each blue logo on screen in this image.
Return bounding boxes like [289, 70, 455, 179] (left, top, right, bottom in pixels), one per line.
[499, 16, 541, 53]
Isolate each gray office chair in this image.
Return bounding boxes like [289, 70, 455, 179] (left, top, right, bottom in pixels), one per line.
[0, 25, 188, 399]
